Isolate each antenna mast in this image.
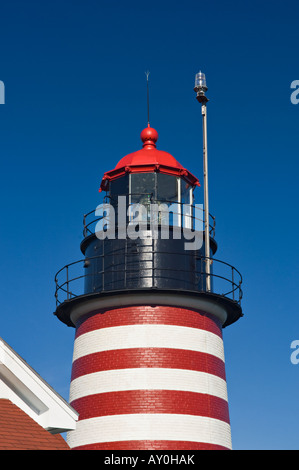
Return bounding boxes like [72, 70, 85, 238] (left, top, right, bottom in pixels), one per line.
[145, 71, 150, 126]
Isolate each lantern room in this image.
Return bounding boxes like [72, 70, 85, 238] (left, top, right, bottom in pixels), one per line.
[99, 126, 205, 233]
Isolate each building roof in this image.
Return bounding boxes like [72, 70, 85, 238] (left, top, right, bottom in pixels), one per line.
[0, 337, 78, 449]
[99, 126, 200, 191]
[0, 399, 70, 450]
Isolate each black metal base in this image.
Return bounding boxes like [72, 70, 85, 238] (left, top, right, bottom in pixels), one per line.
[54, 287, 243, 329]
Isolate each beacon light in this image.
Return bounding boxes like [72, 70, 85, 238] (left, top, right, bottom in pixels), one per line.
[194, 71, 207, 91]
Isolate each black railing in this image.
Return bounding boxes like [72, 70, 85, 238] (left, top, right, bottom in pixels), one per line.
[82, 195, 216, 240]
[54, 250, 242, 308]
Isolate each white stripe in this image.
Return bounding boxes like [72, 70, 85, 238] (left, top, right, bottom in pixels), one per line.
[67, 413, 232, 449]
[69, 368, 228, 402]
[72, 324, 224, 362]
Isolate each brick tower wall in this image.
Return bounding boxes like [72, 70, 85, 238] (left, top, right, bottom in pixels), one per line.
[66, 305, 231, 450]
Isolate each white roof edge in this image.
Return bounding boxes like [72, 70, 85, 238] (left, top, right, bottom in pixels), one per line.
[0, 337, 78, 433]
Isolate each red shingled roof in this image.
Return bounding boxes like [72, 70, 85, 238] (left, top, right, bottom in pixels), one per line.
[0, 399, 70, 450]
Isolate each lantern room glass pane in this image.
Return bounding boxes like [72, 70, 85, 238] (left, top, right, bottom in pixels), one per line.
[109, 175, 129, 201]
[181, 179, 191, 205]
[130, 173, 155, 223]
[109, 175, 129, 229]
[181, 179, 193, 229]
[156, 174, 178, 203]
[130, 173, 155, 204]
[156, 174, 179, 227]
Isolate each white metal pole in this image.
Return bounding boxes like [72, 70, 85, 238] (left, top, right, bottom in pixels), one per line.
[201, 102, 211, 292]
[194, 71, 211, 292]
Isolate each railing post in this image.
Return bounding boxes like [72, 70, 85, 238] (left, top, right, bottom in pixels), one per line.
[201, 256, 203, 291]
[102, 238, 105, 291]
[232, 266, 235, 301]
[83, 214, 86, 238]
[55, 278, 58, 306]
[66, 265, 69, 300]
[124, 236, 127, 289]
[152, 237, 155, 288]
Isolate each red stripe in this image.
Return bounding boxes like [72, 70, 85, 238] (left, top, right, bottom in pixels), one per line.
[72, 440, 230, 450]
[70, 390, 230, 423]
[71, 348, 226, 381]
[75, 306, 222, 339]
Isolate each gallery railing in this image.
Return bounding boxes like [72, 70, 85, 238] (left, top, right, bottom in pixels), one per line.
[55, 250, 242, 308]
[82, 195, 216, 240]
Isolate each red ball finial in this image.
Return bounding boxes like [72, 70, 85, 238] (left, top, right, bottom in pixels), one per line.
[140, 125, 159, 148]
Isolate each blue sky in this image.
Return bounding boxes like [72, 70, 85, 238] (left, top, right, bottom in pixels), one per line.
[0, 0, 299, 450]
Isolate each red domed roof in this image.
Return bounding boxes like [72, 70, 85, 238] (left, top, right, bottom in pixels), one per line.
[115, 127, 184, 170]
[99, 126, 199, 192]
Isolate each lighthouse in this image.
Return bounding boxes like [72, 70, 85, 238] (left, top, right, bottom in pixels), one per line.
[54, 76, 243, 450]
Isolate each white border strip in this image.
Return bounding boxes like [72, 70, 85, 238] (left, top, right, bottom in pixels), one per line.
[69, 368, 228, 402]
[67, 413, 232, 449]
[72, 324, 224, 362]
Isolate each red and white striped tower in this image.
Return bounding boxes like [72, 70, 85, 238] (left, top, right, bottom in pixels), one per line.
[55, 120, 243, 450]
